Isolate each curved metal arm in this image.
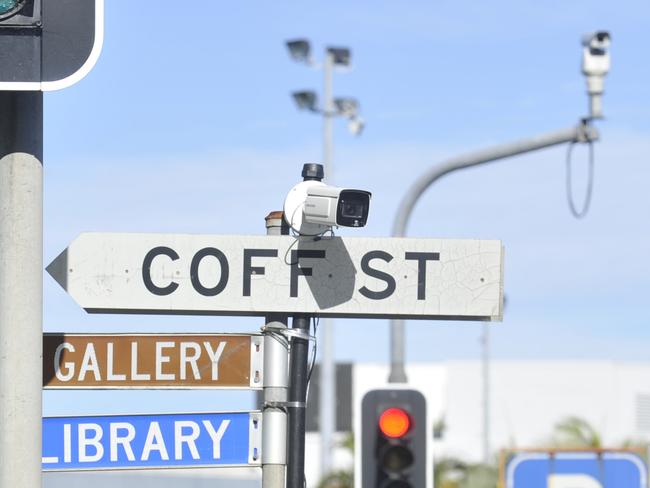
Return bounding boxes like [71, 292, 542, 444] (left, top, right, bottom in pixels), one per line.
[388, 121, 599, 383]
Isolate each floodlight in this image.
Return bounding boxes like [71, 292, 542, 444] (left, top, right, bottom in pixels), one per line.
[348, 117, 365, 136]
[333, 97, 359, 117]
[327, 47, 351, 66]
[286, 39, 311, 63]
[291, 91, 318, 112]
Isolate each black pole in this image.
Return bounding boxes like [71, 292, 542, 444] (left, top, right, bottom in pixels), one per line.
[287, 314, 312, 488]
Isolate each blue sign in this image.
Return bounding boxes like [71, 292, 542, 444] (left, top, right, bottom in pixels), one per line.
[42, 411, 261, 471]
[507, 452, 647, 488]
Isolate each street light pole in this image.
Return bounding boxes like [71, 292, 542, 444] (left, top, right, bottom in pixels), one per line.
[390, 122, 598, 382]
[481, 322, 490, 464]
[388, 121, 599, 463]
[389, 29, 612, 390]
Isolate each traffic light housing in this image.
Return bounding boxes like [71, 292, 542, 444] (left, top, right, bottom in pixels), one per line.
[0, 0, 40, 26]
[0, 0, 102, 90]
[358, 388, 428, 487]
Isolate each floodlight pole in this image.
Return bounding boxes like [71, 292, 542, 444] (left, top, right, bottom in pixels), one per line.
[388, 120, 599, 459]
[320, 48, 336, 480]
[288, 41, 361, 479]
[323, 51, 334, 174]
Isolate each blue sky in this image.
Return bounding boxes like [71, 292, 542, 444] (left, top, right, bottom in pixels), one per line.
[43, 0, 650, 415]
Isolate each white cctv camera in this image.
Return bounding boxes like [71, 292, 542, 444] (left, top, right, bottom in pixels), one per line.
[284, 163, 372, 235]
[581, 31, 610, 118]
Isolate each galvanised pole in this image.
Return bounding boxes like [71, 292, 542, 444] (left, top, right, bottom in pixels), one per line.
[262, 211, 290, 488]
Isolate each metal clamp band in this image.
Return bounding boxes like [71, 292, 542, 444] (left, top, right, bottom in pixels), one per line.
[264, 401, 306, 409]
[262, 324, 314, 342]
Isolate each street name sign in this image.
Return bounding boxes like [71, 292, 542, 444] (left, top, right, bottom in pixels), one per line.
[506, 451, 647, 488]
[0, 0, 104, 90]
[42, 411, 261, 471]
[47, 233, 504, 320]
[43, 333, 263, 389]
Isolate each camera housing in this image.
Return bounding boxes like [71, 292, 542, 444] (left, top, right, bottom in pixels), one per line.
[582, 31, 610, 77]
[284, 176, 372, 235]
[305, 184, 371, 228]
[581, 31, 611, 118]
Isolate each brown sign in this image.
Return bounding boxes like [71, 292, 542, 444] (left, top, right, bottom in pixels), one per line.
[43, 334, 263, 389]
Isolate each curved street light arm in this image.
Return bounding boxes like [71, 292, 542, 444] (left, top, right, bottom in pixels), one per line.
[388, 119, 599, 383]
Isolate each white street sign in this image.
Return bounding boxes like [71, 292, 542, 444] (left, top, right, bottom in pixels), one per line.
[47, 233, 503, 320]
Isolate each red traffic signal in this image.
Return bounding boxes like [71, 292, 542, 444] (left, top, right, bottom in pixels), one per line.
[358, 389, 428, 487]
[379, 407, 411, 438]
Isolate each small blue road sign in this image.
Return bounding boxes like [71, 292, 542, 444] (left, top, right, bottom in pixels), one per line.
[506, 451, 647, 488]
[42, 411, 261, 471]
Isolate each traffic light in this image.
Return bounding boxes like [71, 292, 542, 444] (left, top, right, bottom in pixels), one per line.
[358, 388, 428, 487]
[0, 0, 102, 90]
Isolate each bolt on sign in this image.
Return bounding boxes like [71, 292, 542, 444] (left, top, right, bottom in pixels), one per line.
[43, 334, 263, 389]
[47, 233, 504, 320]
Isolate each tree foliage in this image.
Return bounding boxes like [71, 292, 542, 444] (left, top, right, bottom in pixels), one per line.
[552, 416, 602, 448]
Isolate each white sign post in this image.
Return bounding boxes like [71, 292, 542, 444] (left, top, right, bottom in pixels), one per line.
[47, 233, 504, 320]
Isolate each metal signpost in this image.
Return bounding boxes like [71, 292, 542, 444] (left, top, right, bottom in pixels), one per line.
[43, 333, 263, 389]
[504, 451, 648, 488]
[0, 2, 103, 487]
[47, 233, 504, 320]
[261, 212, 290, 488]
[42, 411, 261, 471]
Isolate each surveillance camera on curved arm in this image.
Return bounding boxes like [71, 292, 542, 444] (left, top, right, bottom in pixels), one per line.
[283, 163, 372, 236]
[582, 31, 611, 119]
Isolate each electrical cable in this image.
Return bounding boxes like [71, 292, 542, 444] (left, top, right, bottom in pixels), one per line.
[305, 316, 319, 400]
[304, 316, 319, 488]
[284, 227, 335, 266]
[565, 139, 595, 219]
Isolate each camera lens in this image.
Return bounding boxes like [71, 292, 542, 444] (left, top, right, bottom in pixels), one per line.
[336, 189, 371, 227]
[342, 202, 363, 219]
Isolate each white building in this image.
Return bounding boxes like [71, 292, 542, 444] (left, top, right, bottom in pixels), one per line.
[354, 361, 650, 461]
[44, 360, 650, 487]
[307, 360, 650, 485]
